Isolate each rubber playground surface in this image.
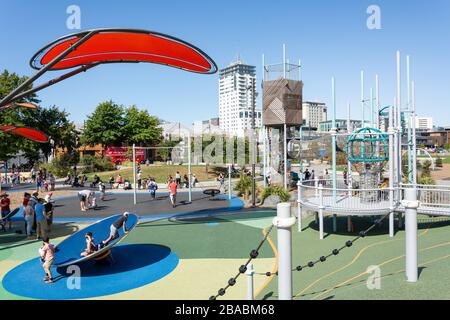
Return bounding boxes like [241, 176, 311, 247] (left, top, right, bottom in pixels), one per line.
[1, 191, 449, 300]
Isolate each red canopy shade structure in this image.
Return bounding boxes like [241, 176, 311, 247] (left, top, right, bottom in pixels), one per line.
[0, 28, 217, 108]
[0, 28, 216, 144]
[31, 29, 217, 74]
[0, 126, 49, 143]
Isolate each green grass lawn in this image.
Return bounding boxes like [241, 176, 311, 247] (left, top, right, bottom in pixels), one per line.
[418, 155, 450, 164]
[85, 164, 223, 184]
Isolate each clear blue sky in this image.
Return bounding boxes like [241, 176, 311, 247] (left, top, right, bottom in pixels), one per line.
[1, 0, 449, 126]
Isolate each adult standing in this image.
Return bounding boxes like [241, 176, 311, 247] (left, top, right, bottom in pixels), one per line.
[137, 171, 142, 190]
[35, 200, 48, 240]
[168, 179, 178, 208]
[22, 193, 34, 238]
[175, 171, 181, 186]
[49, 173, 56, 191]
[31, 166, 36, 183]
[44, 200, 53, 234]
[183, 174, 189, 188]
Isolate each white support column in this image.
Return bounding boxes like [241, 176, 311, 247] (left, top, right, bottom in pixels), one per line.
[375, 74, 380, 130]
[402, 188, 419, 282]
[132, 144, 137, 205]
[412, 82, 417, 184]
[347, 101, 353, 196]
[263, 126, 267, 188]
[388, 107, 395, 238]
[246, 263, 255, 300]
[284, 123, 288, 190]
[297, 180, 302, 232]
[188, 133, 192, 203]
[396, 51, 403, 186]
[318, 185, 324, 240]
[361, 70, 365, 127]
[228, 164, 232, 200]
[274, 202, 295, 300]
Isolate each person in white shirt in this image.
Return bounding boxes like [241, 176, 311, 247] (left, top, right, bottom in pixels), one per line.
[78, 190, 93, 212]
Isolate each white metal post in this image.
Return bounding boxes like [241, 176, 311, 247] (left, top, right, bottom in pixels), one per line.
[297, 180, 302, 232]
[318, 185, 324, 240]
[406, 55, 412, 184]
[375, 74, 380, 130]
[331, 77, 337, 232]
[133, 144, 137, 205]
[246, 263, 254, 300]
[412, 81, 417, 184]
[403, 188, 418, 282]
[361, 70, 365, 127]
[188, 133, 192, 203]
[228, 164, 232, 200]
[397, 51, 402, 186]
[284, 123, 287, 190]
[388, 107, 395, 237]
[347, 101, 352, 197]
[370, 88, 374, 127]
[263, 126, 267, 188]
[274, 202, 294, 300]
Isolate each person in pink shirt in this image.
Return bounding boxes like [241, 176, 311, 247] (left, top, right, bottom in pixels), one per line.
[168, 179, 178, 208]
[39, 237, 55, 283]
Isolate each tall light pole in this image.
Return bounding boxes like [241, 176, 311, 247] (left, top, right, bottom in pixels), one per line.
[248, 77, 257, 207]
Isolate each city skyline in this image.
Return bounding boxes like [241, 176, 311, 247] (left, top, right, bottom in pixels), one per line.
[1, 0, 449, 126]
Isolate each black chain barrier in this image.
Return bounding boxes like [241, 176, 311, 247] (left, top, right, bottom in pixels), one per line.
[257, 212, 392, 277]
[209, 224, 275, 300]
[209, 211, 392, 299]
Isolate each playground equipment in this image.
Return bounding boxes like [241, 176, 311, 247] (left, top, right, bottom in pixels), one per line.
[347, 127, 388, 202]
[53, 213, 139, 268]
[213, 51, 450, 300]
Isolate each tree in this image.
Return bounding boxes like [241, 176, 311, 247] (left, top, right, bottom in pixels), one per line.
[0, 70, 41, 162]
[122, 105, 162, 146]
[24, 106, 78, 161]
[156, 139, 180, 162]
[80, 101, 125, 157]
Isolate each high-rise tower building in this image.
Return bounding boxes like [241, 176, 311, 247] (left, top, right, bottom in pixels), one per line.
[219, 58, 261, 136]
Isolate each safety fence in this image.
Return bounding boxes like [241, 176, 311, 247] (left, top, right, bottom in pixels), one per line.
[299, 179, 392, 215]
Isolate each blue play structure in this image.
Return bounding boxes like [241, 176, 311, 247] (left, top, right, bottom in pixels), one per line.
[53, 213, 139, 267]
[3, 243, 179, 299]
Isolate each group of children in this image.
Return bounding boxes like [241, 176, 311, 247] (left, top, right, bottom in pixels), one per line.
[39, 212, 130, 284]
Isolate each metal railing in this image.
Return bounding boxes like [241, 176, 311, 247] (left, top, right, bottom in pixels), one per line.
[299, 180, 450, 217]
[298, 179, 392, 215]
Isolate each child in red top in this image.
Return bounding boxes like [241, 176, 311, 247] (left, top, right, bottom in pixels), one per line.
[0, 192, 11, 230]
[168, 179, 178, 208]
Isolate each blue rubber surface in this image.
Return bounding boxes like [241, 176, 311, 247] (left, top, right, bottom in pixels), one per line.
[2, 244, 179, 299]
[53, 213, 139, 267]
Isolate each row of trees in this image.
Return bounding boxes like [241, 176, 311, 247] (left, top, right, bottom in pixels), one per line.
[0, 70, 78, 163]
[0, 69, 163, 166]
[80, 100, 162, 155]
